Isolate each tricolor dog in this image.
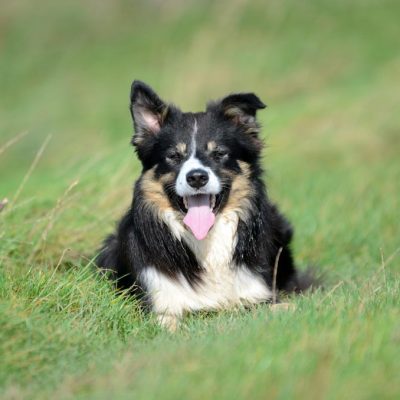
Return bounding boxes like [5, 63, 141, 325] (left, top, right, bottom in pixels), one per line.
[97, 80, 310, 329]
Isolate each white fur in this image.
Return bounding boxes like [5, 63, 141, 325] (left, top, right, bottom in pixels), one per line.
[176, 156, 221, 196]
[175, 118, 221, 197]
[140, 117, 271, 328]
[140, 209, 272, 323]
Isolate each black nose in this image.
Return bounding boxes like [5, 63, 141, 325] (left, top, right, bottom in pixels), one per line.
[186, 169, 209, 189]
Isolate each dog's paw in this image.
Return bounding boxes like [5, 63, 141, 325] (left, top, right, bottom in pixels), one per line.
[157, 314, 180, 332]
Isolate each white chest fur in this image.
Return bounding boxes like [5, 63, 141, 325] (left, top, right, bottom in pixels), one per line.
[140, 210, 272, 318]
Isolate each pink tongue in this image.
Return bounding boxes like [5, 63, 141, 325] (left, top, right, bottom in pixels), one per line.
[183, 195, 215, 240]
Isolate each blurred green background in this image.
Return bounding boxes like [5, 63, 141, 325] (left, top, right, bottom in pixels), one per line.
[1, 0, 398, 262]
[2, 0, 398, 172]
[1, 0, 399, 398]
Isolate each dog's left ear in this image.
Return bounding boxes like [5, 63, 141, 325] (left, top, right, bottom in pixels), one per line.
[130, 80, 168, 147]
[208, 92, 266, 137]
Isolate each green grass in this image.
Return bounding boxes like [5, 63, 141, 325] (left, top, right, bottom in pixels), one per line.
[1, 0, 399, 398]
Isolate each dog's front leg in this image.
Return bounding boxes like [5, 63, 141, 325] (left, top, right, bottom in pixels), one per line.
[156, 313, 181, 332]
[140, 267, 187, 332]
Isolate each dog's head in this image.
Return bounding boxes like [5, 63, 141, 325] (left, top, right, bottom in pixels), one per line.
[130, 80, 266, 240]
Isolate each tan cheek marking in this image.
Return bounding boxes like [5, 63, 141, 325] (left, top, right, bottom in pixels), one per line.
[222, 161, 254, 221]
[238, 161, 251, 178]
[141, 167, 173, 212]
[176, 143, 187, 156]
[159, 172, 175, 185]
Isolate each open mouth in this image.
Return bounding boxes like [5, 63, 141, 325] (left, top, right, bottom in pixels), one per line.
[181, 194, 217, 241]
[182, 194, 216, 211]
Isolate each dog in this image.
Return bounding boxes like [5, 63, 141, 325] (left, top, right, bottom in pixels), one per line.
[97, 80, 310, 330]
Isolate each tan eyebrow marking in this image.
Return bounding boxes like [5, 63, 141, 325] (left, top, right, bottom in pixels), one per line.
[176, 142, 187, 155]
[207, 141, 217, 152]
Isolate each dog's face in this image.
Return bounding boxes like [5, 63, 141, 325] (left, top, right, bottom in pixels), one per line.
[130, 81, 266, 240]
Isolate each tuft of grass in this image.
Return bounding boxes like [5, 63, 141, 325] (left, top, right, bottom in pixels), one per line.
[1, 0, 399, 398]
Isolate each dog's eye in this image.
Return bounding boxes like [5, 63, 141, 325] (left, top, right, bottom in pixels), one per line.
[212, 149, 228, 162]
[166, 151, 182, 164]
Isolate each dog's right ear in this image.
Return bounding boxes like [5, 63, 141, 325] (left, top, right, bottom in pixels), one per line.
[130, 80, 168, 147]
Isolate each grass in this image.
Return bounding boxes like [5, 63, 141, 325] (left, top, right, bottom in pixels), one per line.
[1, 0, 399, 398]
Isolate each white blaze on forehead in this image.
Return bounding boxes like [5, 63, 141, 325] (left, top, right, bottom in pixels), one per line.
[190, 117, 198, 154]
[176, 117, 221, 197]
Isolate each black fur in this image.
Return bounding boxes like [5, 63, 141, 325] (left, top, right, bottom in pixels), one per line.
[97, 80, 308, 315]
